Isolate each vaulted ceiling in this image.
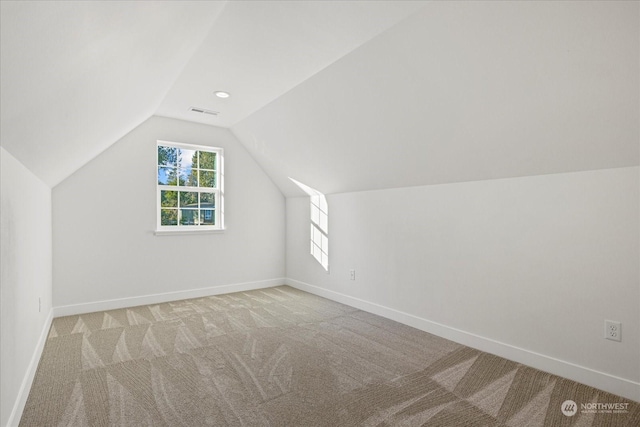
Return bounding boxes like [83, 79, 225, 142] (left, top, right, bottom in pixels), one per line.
[2, 1, 638, 196]
[0, 1, 225, 186]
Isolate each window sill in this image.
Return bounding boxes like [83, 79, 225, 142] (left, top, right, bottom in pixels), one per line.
[154, 228, 225, 236]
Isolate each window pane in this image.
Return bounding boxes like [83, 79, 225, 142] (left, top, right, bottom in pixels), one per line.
[177, 148, 197, 186]
[199, 151, 216, 170]
[178, 148, 197, 170]
[313, 225, 322, 243]
[199, 192, 215, 209]
[158, 167, 177, 185]
[319, 211, 328, 234]
[199, 170, 216, 188]
[312, 243, 322, 262]
[318, 196, 328, 214]
[311, 195, 320, 209]
[200, 209, 215, 225]
[321, 252, 328, 270]
[310, 204, 319, 225]
[178, 169, 197, 187]
[180, 191, 198, 208]
[180, 209, 199, 225]
[161, 190, 178, 207]
[158, 146, 177, 167]
[161, 209, 178, 226]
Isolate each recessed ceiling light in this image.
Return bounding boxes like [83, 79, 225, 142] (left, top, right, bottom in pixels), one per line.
[214, 91, 230, 99]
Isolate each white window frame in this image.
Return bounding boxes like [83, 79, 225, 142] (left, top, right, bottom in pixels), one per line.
[309, 194, 329, 271]
[289, 177, 329, 272]
[155, 140, 224, 234]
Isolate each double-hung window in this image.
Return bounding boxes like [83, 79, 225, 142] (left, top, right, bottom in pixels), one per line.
[310, 194, 328, 271]
[156, 141, 223, 232]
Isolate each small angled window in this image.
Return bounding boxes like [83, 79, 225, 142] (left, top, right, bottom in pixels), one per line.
[289, 177, 329, 271]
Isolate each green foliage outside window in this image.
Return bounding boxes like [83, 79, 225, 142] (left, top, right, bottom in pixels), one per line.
[157, 144, 220, 228]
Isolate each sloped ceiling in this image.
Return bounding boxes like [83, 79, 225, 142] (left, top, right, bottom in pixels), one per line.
[233, 1, 639, 196]
[1, 1, 638, 195]
[0, 1, 226, 187]
[155, 0, 426, 127]
[0, 0, 424, 188]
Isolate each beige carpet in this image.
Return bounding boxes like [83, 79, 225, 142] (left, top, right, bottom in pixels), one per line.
[20, 286, 639, 426]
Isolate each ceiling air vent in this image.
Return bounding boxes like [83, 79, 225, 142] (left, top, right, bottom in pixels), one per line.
[189, 107, 218, 116]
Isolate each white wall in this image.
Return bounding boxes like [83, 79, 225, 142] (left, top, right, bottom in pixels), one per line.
[1, 147, 53, 426]
[286, 166, 640, 399]
[53, 116, 285, 308]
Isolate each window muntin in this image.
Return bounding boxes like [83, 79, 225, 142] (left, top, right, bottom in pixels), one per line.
[156, 141, 223, 231]
[310, 194, 329, 270]
[288, 177, 329, 271]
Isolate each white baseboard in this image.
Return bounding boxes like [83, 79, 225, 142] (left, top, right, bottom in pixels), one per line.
[6, 309, 53, 427]
[53, 278, 285, 317]
[285, 278, 640, 403]
[9, 279, 283, 426]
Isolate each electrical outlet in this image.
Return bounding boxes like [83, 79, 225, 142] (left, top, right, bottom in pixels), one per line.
[349, 269, 356, 280]
[604, 320, 621, 342]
